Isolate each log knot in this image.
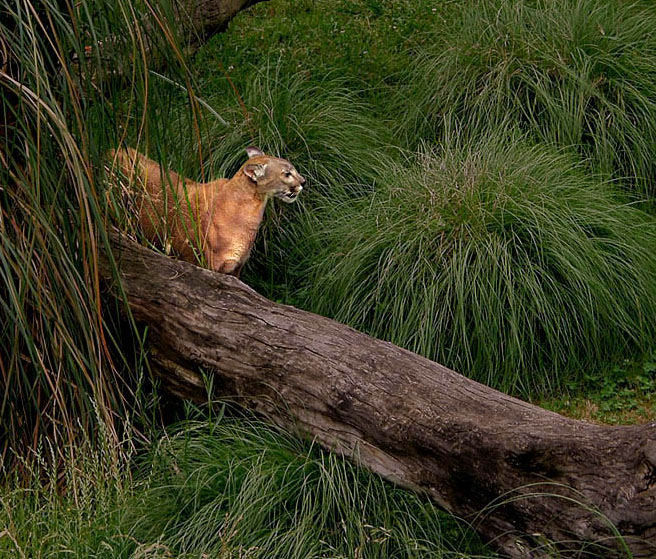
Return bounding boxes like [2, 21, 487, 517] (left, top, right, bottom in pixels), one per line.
[507, 445, 560, 478]
[643, 440, 656, 488]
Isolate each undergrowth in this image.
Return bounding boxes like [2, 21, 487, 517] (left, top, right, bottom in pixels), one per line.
[297, 126, 656, 394]
[540, 353, 656, 424]
[0, 411, 494, 559]
[1, 0, 136, 466]
[404, 0, 656, 195]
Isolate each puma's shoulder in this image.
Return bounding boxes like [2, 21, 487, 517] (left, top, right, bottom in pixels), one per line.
[107, 147, 189, 197]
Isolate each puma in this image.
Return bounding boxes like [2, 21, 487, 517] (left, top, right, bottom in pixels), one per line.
[108, 146, 304, 277]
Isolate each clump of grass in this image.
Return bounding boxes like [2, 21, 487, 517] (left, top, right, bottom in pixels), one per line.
[405, 0, 656, 195]
[128, 412, 492, 559]
[198, 60, 393, 193]
[298, 127, 656, 395]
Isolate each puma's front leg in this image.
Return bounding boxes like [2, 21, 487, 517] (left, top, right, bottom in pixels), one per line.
[206, 247, 243, 277]
[217, 259, 242, 277]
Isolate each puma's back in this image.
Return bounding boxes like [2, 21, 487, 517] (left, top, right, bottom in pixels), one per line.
[107, 146, 304, 276]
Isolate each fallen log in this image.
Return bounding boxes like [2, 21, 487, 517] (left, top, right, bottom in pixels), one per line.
[64, 0, 264, 88]
[101, 232, 656, 558]
[177, 0, 263, 49]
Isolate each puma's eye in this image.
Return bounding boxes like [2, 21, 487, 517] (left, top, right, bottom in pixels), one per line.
[284, 171, 292, 177]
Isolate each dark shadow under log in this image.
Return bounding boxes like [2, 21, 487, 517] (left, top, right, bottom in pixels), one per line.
[100, 232, 656, 558]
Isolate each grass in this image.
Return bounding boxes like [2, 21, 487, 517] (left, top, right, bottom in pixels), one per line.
[539, 354, 656, 424]
[2, 0, 122, 464]
[0, 436, 134, 559]
[130, 412, 493, 559]
[193, 0, 450, 113]
[0, 0, 199, 465]
[0, 410, 495, 559]
[404, 0, 656, 195]
[3, 0, 656, 556]
[295, 126, 656, 395]
[199, 61, 392, 190]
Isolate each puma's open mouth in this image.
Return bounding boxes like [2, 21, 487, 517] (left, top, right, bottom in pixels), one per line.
[276, 190, 300, 203]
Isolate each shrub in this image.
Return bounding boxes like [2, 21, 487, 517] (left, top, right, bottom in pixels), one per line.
[298, 128, 656, 395]
[405, 0, 656, 195]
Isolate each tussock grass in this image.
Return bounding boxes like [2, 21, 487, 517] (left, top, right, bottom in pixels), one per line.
[298, 127, 656, 394]
[405, 0, 656, 195]
[128, 413, 491, 559]
[199, 60, 392, 192]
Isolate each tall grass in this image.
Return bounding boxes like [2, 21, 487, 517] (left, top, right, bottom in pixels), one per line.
[0, 410, 494, 558]
[128, 412, 492, 559]
[405, 0, 656, 195]
[298, 126, 656, 395]
[0, 433, 134, 558]
[0, 0, 197, 467]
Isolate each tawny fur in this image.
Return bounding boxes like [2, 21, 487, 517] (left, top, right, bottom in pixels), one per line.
[108, 147, 304, 277]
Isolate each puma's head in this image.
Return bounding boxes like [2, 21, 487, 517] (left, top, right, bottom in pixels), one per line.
[242, 146, 305, 203]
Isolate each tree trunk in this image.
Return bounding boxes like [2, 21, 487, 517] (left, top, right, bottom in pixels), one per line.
[101, 232, 656, 559]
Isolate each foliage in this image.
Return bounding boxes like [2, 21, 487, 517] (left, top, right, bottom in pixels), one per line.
[405, 0, 656, 195]
[297, 127, 656, 394]
[541, 354, 656, 424]
[0, 0, 195, 465]
[0, 411, 494, 558]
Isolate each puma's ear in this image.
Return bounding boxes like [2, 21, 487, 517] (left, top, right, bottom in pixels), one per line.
[243, 163, 267, 182]
[245, 146, 264, 159]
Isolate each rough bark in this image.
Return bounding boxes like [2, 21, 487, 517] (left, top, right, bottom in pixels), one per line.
[177, 0, 262, 49]
[101, 232, 656, 559]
